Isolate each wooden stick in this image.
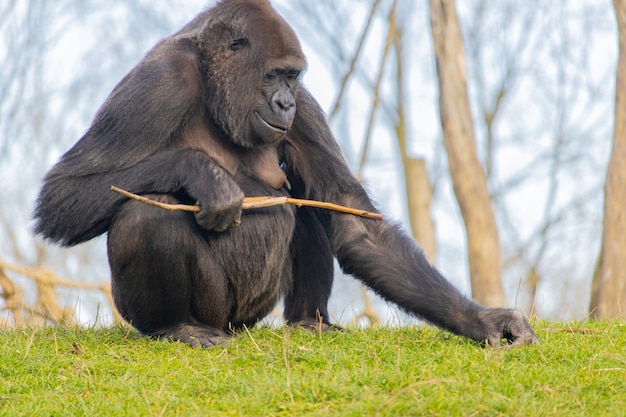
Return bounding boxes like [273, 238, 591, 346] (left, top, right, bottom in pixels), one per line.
[111, 186, 383, 220]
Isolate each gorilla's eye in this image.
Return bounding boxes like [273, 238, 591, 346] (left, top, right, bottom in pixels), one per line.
[228, 37, 248, 51]
[264, 70, 279, 82]
[264, 69, 301, 84]
[285, 70, 301, 83]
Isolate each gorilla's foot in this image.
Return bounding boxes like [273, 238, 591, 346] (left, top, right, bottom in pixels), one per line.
[149, 323, 230, 348]
[288, 319, 344, 333]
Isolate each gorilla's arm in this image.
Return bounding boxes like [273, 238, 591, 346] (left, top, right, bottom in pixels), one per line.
[55, 37, 204, 176]
[35, 148, 244, 246]
[286, 88, 537, 346]
[34, 37, 243, 246]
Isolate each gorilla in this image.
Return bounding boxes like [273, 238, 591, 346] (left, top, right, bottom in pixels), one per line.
[34, 0, 537, 347]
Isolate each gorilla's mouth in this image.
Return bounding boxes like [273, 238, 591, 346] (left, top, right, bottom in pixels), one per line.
[255, 112, 288, 134]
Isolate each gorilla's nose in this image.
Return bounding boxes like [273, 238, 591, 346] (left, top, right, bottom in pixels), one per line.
[271, 90, 296, 120]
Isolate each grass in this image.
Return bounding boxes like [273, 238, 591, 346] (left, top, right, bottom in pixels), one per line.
[0, 321, 625, 416]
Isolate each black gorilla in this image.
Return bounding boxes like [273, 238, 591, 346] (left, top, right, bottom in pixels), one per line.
[34, 0, 537, 347]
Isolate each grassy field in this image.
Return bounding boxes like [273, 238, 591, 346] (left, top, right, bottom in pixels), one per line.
[0, 320, 625, 416]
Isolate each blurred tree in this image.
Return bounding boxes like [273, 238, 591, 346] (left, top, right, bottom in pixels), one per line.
[0, 0, 205, 327]
[589, 0, 626, 319]
[283, 0, 614, 319]
[429, 0, 505, 307]
[461, 0, 615, 317]
[0, 0, 107, 326]
[393, 4, 437, 263]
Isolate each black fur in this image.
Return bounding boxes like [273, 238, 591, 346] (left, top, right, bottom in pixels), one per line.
[34, 0, 537, 347]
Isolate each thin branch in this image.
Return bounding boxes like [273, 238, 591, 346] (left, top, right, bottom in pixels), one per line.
[111, 186, 383, 221]
[328, 0, 383, 121]
[356, 0, 397, 179]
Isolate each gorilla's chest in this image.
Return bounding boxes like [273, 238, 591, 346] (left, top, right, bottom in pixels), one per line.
[203, 173, 296, 318]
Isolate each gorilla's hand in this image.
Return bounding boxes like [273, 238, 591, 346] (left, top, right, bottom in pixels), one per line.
[477, 308, 539, 347]
[194, 182, 244, 232]
[195, 189, 244, 232]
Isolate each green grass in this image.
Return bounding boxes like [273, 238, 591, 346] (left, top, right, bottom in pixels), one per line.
[1, 321, 625, 416]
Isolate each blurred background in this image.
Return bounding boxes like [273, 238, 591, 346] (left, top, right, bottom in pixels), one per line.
[1, 0, 622, 328]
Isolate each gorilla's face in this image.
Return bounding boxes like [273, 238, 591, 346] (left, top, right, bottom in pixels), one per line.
[201, 3, 306, 148]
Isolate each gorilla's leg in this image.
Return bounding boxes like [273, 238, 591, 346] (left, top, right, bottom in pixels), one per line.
[107, 196, 231, 347]
[283, 207, 338, 331]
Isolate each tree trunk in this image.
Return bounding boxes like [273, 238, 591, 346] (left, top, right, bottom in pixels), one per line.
[392, 22, 437, 264]
[428, 0, 505, 307]
[589, 0, 626, 319]
[404, 158, 437, 264]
